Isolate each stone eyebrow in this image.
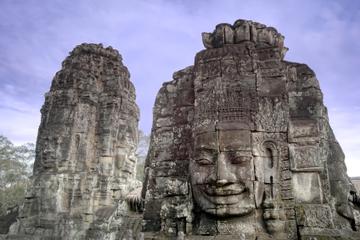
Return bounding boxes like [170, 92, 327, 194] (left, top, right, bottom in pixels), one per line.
[218, 145, 246, 151]
[194, 145, 218, 151]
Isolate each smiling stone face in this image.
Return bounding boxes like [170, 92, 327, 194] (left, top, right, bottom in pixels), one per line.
[190, 127, 255, 217]
[140, 19, 360, 239]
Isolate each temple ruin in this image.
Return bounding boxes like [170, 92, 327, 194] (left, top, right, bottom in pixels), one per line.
[142, 20, 360, 239]
[8, 44, 142, 239]
[5, 19, 360, 240]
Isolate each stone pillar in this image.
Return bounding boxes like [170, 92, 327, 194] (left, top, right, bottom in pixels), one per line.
[9, 43, 140, 239]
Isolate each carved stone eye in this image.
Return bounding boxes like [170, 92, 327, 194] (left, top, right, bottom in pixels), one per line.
[196, 158, 213, 165]
[230, 156, 250, 164]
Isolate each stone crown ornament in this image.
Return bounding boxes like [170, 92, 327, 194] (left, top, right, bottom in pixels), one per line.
[202, 20, 285, 49]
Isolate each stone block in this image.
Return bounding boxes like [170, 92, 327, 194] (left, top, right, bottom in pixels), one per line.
[221, 57, 238, 77]
[257, 76, 286, 96]
[155, 117, 173, 128]
[296, 204, 334, 228]
[292, 172, 322, 203]
[154, 177, 189, 198]
[289, 118, 319, 143]
[289, 144, 324, 171]
[218, 129, 251, 151]
[153, 160, 189, 177]
[289, 89, 324, 119]
[198, 60, 221, 79]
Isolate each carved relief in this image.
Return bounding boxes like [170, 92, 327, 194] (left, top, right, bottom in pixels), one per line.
[5, 18, 353, 240]
[10, 44, 141, 239]
[190, 128, 255, 217]
[143, 19, 360, 239]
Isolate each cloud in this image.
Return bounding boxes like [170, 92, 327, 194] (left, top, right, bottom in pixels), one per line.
[0, 88, 40, 145]
[329, 107, 360, 177]
[0, 0, 359, 175]
[0, 104, 30, 114]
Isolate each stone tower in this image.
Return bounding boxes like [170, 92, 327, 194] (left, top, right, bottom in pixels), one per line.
[142, 20, 360, 239]
[9, 43, 140, 239]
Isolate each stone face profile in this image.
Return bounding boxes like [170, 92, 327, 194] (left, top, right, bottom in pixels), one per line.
[142, 20, 360, 239]
[5, 19, 360, 240]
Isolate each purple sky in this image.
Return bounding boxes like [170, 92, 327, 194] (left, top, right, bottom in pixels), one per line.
[0, 0, 359, 176]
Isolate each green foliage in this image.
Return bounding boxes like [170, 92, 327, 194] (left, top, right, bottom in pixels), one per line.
[0, 135, 34, 216]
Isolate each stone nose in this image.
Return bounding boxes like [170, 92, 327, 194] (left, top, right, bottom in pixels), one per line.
[216, 153, 237, 185]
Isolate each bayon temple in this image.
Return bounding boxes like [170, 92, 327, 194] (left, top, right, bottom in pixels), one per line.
[3, 19, 360, 240]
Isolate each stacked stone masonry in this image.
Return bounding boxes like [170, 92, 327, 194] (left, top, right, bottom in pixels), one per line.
[5, 19, 360, 240]
[7, 44, 142, 240]
[142, 20, 360, 239]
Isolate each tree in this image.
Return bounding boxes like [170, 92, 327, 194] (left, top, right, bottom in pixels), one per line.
[136, 130, 150, 181]
[0, 135, 34, 216]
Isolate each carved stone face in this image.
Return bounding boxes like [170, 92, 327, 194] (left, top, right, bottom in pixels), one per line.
[190, 128, 255, 217]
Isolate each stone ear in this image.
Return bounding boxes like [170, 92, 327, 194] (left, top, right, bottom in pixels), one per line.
[254, 181, 265, 208]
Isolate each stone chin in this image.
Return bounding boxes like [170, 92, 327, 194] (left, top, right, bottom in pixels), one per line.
[192, 185, 255, 217]
[205, 205, 255, 217]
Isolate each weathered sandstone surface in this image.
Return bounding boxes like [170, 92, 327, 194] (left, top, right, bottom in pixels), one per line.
[5, 19, 360, 240]
[8, 44, 141, 240]
[142, 20, 360, 239]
